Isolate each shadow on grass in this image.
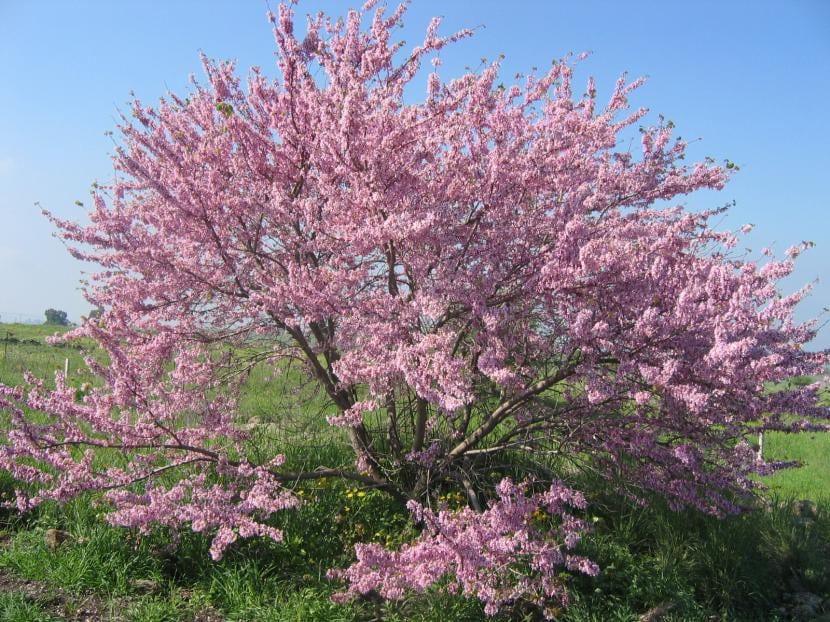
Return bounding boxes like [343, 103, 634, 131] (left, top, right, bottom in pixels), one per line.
[563, 492, 829, 621]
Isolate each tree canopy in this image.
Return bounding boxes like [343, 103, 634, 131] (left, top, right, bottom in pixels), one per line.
[1, 2, 827, 616]
[43, 308, 69, 326]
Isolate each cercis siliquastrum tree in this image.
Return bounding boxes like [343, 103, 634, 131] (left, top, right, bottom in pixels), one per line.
[0, 1, 827, 615]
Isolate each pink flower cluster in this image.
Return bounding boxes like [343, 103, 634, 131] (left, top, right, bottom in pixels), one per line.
[330, 478, 598, 618]
[106, 460, 300, 560]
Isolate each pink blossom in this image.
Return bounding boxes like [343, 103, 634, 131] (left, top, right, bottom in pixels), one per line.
[330, 479, 597, 618]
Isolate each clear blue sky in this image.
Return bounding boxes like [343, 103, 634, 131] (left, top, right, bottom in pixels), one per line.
[1, 1, 828, 348]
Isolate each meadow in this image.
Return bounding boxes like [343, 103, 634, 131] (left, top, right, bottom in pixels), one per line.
[0, 322, 827, 621]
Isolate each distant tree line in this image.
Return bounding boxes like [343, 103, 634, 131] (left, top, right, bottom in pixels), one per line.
[44, 309, 69, 326]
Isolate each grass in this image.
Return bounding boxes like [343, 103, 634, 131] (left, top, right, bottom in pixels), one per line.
[763, 431, 830, 501]
[0, 592, 60, 622]
[0, 323, 84, 386]
[0, 322, 828, 620]
[562, 491, 830, 621]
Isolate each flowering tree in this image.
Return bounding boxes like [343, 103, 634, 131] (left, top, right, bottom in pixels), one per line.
[0, 1, 827, 616]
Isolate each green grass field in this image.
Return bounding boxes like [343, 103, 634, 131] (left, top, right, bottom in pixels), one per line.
[0, 322, 828, 621]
